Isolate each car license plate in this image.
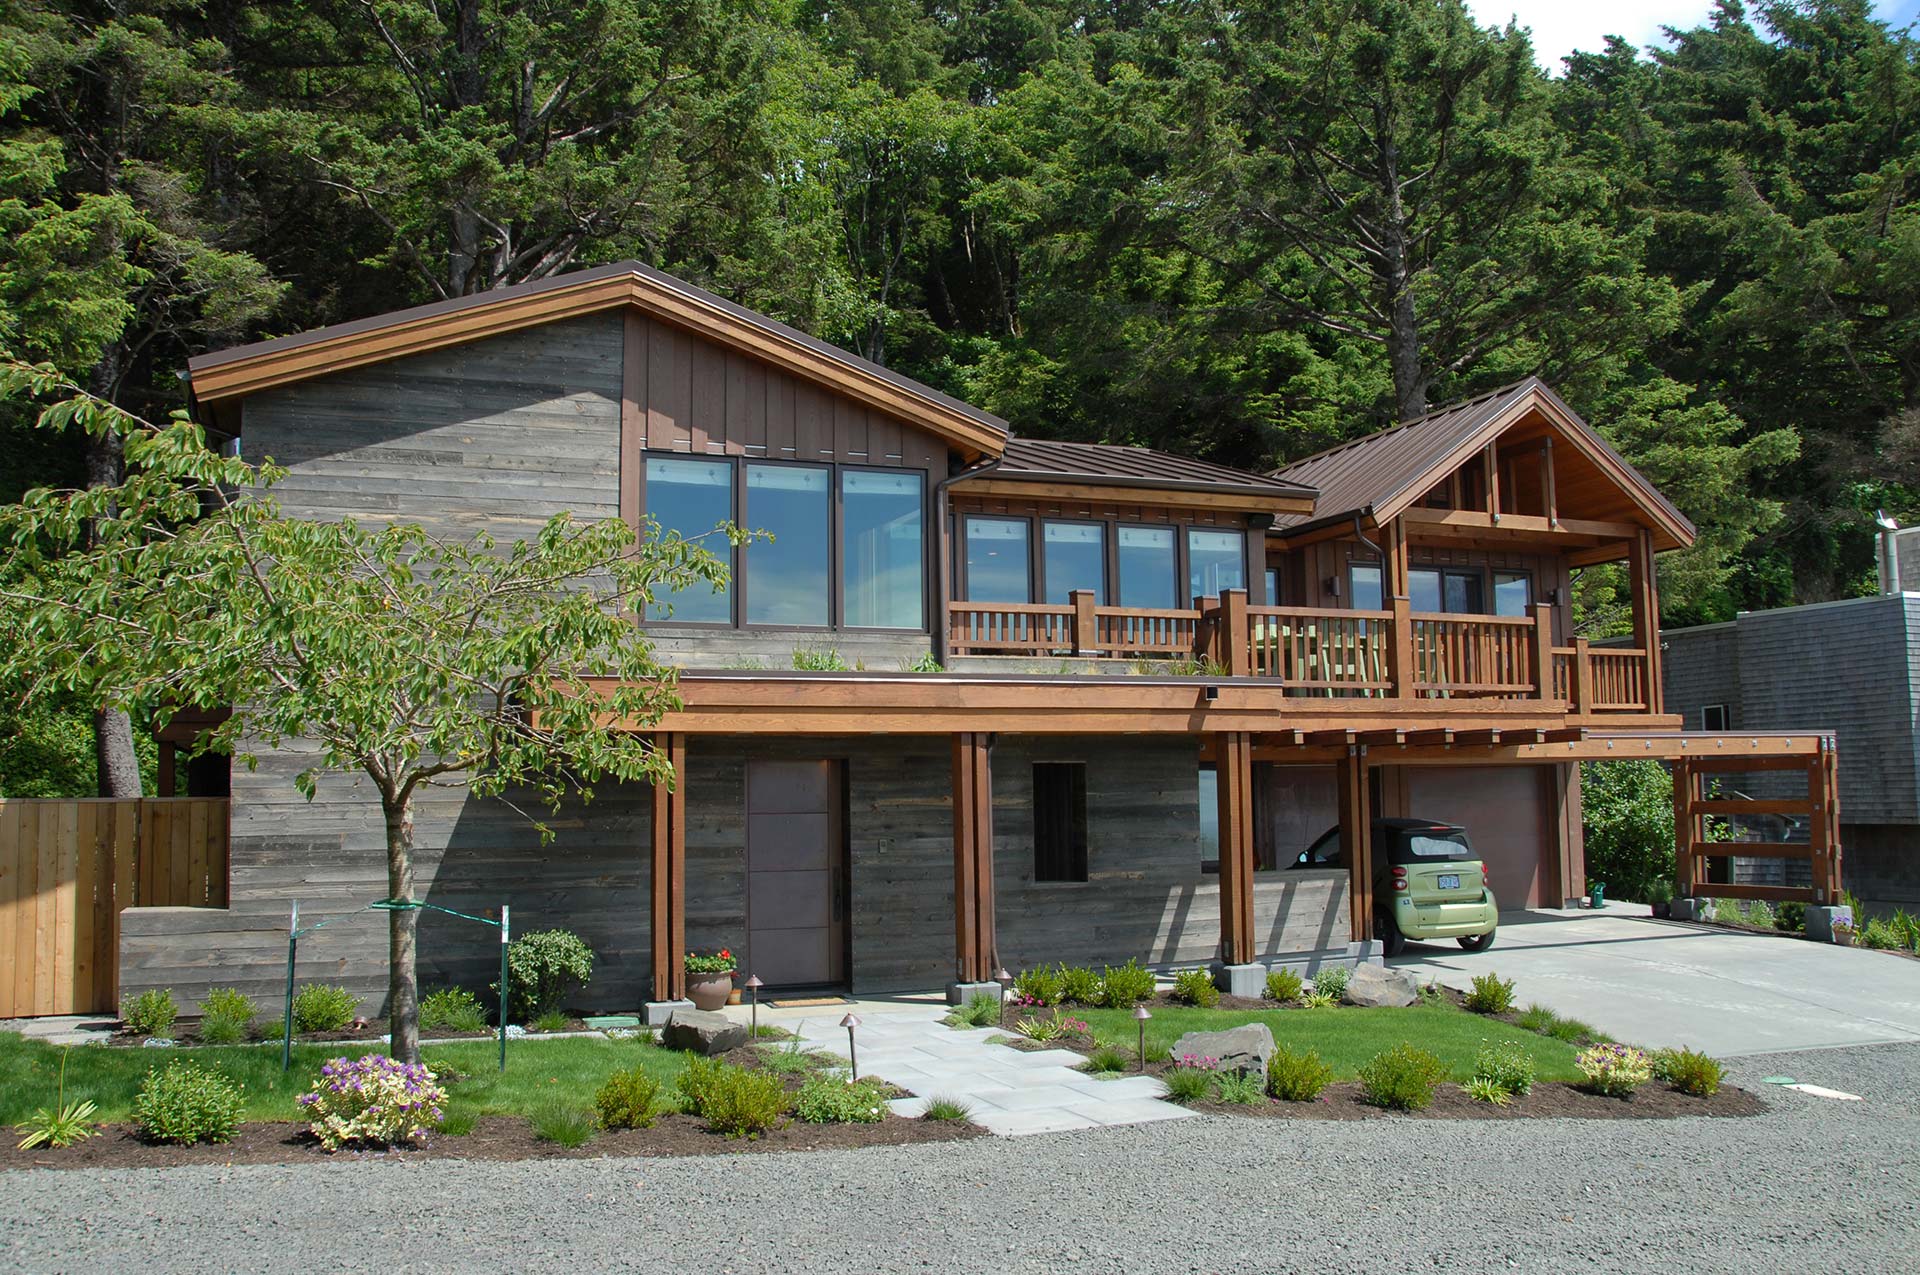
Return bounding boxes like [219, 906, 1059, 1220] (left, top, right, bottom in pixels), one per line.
[1437, 873, 1460, 890]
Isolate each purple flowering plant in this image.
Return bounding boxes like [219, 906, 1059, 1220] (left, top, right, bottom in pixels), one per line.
[300, 1053, 449, 1150]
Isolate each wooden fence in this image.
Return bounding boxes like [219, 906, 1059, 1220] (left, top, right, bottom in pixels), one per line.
[1674, 748, 1842, 905]
[0, 798, 229, 1018]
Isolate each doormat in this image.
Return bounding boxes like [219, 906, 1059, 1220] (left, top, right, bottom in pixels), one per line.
[767, 996, 854, 1008]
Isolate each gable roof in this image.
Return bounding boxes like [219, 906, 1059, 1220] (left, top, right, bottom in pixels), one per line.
[1269, 378, 1696, 550]
[186, 261, 1009, 459]
[954, 437, 1315, 515]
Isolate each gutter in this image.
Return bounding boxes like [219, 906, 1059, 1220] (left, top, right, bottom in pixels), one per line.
[931, 451, 1006, 666]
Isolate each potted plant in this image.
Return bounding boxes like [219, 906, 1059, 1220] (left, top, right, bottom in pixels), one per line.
[684, 949, 737, 1011]
[1647, 879, 1674, 920]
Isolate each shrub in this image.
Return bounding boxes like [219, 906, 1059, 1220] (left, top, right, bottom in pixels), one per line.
[202, 987, 255, 1025]
[922, 1096, 971, 1122]
[1358, 1045, 1448, 1112]
[1711, 896, 1744, 925]
[299, 1054, 447, 1150]
[1265, 969, 1304, 1003]
[1170, 969, 1220, 1008]
[593, 1067, 663, 1129]
[1058, 965, 1102, 1005]
[1777, 901, 1807, 932]
[1085, 1045, 1131, 1074]
[1746, 900, 1775, 930]
[1099, 959, 1157, 1007]
[1143, 1042, 1172, 1065]
[133, 1061, 244, 1145]
[1464, 1077, 1511, 1105]
[677, 1057, 790, 1138]
[291, 984, 358, 1034]
[530, 1100, 596, 1147]
[420, 987, 489, 1034]
[1464, 972, 1516, 1015]
[793, 1071, 889, 1124]
[1214, 1070, 1264, 1104]
[195, 987, 255, 1045]
[529, 1009, 572, 1034]
[756, 1040, 829, 1074]
[1861, 917, 1902, 950]
[1012, 1009, 1086, 1042]
[502, 928, 595, 1020]
[1311, 966, 1351, 1000]
[1576, 1044, 1652, 1097]
[1652, 1047, 1724, 1097]
[1471, 1041, 1537, 1098]
[1299, 989, 1339, 1009]
[1266, 1046, 1333, 1102]
[1581, 759, 1677, 900]
[1013, 966, 1063, 1006]
[121, 988, 178, 1038]
[1892, 908, 1920, 951]
[791, 646, 850, 671]
[953, 992, 1001, 1027]
[1161, 1067, 1214, 1104]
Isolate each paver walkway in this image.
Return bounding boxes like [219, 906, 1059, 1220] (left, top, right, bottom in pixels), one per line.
[774, 1002, 1192, 1136]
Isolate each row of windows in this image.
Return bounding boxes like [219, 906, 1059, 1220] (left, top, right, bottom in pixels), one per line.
[1348, 563, 1534, 617]
[647, 457, 925, 630]
[963, 516, 1249, 609]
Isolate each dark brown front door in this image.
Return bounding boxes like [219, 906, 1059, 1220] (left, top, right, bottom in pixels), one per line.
[744, 760, 847, 988]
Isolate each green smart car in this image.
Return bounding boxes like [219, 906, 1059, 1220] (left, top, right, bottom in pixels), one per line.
[1291, 816, 1499, 957]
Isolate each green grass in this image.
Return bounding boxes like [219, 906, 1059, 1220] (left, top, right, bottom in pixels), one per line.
[0, 1033, 692, 1125]
[1069, 1002, 1582, 1082]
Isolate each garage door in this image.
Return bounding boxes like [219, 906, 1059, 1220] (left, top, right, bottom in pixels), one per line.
[1404, 767, 1551, 909]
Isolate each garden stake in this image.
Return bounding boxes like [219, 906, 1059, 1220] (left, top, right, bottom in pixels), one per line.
[498, 904, 510, 1072]
[1134, 1005, 1151, 1072]
[281, 900, 299, 1072]
[840, 1012, 862, 1079]
[745, 974, 764, 1038]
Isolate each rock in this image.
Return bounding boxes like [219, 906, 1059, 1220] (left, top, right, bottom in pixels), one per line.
[1169, 1022, 1275, 1081]
[661, 1008, 748, 1055]
[1343, 964, 1418, 1008]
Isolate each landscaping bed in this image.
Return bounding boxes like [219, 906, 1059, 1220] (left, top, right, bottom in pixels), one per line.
[1170, 1080, 1763, 1121]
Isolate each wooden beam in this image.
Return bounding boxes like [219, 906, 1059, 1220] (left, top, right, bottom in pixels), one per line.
[620, 312, 643, 533]
[649, 732, 686, 1003]
[1542, 435, 1558, 527]
[1541, 728, 1587, 743]
[1402, 729, 1454, 747]
[1355, 729, 1406, 747]
[955, 477, 1313, 517]
[1691, 842, 1819, 859]
[1306, 728, 1357, 747]
[1451, 728, 1501, 746]
[950, 733, 997, 985]
[1217, 732, 1256, 966]
[1691, 798, 1813, 817]
[1485, 443, 1501, 523]
[1686, 882, 1818, 904]
[1338, 747, 1373, 943]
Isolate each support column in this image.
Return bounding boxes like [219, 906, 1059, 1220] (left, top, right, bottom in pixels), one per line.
[950, 732, 999, 999]
[1213, 732, 1257, 985]
[1811, 739, 1843, 905]
[1628, 528, 1663, 714]
[1672, 758, 1698, 909]
[645, 731, 689, 1022]
[1339, 745, 1374, 952]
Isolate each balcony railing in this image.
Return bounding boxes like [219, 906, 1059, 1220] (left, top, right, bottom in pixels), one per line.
[946, 590, 1657, 715]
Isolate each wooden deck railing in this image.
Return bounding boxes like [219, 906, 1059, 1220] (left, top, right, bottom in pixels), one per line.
[947, 591, 1656, 715]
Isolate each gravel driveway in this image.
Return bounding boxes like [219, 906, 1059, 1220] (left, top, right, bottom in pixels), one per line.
[3, 1043, 1915, 1274]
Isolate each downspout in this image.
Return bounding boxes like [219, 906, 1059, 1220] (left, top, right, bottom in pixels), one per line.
[1352, 511, 1383, 562]
[932, 450, 1006, 666]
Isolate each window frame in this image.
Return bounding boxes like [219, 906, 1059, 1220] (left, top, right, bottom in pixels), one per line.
[741, 459, 834, 631]
[1185, 526, 1249, 604]
[1038, 517, 1110, 605]
[839, 463, 929, 633]
[1115, 521, 1182, 611]
[959, 512, 1036, 607]
[1491, 568, 1534, 618]
[639, 454, 740, 628]
[1031, 761, 1090, 884]
[1702, 703, 1731, 732]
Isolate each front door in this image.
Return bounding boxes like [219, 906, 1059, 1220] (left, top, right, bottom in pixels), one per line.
[744, 760, 847, 988]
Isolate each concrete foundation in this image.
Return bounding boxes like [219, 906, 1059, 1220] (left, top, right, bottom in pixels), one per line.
[642, 999, 694, 1026]
[1345, 940, 1386, 968]
[1672, 898, 1714, 922]
[948, 981, 1004, 1007]
[1207, 962, 1268, 999]
[1806, 905, 1854, 944]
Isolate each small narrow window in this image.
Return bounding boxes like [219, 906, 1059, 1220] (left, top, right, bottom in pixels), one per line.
[1702, 704, 1730, 732]
[1493, 571, 1531, 617]
[1033, 762, 1089, 883]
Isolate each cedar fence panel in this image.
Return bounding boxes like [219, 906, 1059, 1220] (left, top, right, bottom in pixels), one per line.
[0, 797, 228, 1017]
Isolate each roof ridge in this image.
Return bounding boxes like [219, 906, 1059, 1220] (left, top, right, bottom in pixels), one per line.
[1270, 377, 1541, 477]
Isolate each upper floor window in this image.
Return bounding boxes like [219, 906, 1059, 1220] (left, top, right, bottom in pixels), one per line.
[1187, 529, 1246, 601]
[1118, 526, 1178, 609]
[1349, 563, 1384, 611]
[644, 456, 925, 631]
[1702, 704, 1730, 732]
[1411, 567, 1483, 615]
[1493, 571, 1531, 617]
[963, 516, 1030, 603]
[1043, 522, 1107, 603]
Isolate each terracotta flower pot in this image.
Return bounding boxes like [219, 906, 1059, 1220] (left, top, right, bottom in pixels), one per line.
[686, 969, 735, 1012]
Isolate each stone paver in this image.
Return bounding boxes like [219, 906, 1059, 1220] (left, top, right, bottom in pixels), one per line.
[760, 1001, 1193, 1136]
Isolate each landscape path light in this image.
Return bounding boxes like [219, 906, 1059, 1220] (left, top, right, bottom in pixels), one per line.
[744, 974, 764, 1038]
[840, 1012, 863, 1079]
[1134, 1005, 1152, 1072]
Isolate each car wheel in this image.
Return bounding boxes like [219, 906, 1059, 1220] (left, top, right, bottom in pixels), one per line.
[1457, 930, 1496, 953]
[1376, 908, 1407, 958]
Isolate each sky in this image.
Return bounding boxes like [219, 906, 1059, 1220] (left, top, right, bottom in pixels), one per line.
[1466, 0, 1920, 71]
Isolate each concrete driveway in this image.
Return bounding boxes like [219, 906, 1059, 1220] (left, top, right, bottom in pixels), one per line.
[1390, 903, 1920, 1057]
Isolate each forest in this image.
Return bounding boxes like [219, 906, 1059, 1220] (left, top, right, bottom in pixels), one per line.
[1, 0, 1916, 791]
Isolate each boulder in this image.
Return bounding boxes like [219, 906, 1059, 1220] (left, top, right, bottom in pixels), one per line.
[1169, 1022, 1275, 1081]
[1342, 964, 1418, 1008]
[661, 1008, 748, 1055]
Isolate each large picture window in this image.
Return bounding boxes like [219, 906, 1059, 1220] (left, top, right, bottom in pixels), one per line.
[744, 464, 830, 626]
[964, 517, 1031, 603]
[644, 457, 733, 623]
[1187, 529, 1246, 602]
[842, 471, 924, 629]
[1042, 522, 1107, 603]
[1117, 526, 1178, 609]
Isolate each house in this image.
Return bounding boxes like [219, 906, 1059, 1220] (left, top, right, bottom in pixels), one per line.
[1663, 592, 1920, 914]
[116, 261, 1842, 1014]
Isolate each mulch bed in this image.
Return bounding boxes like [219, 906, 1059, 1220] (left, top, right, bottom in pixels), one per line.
[108, 1020, 585, 1048]
[0, 1112, 980, 1173]
[1178, 1081, 1764, 1121]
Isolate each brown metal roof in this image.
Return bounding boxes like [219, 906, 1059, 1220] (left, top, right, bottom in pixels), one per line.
[185, 261, 1009, 454]
[988, 437, 1316, 499]
[1269, 378, 1695, 545]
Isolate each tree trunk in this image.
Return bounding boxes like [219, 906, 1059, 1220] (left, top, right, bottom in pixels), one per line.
[384, 794, 422, 1064]
[85, 354, 142, 798]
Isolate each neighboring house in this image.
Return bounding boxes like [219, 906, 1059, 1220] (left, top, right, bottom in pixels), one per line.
[1663, 593, 1920, 913]
[116, 262, 1839, 1013]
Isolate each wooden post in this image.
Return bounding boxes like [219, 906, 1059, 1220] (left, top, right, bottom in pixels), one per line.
[1809, 739, 1844, 905]
[1390, 596, 1415, 700]
[951, 733, 997, 985]
[1570, 636, 1592, 716]
[1216, 732, 1256, 966]
[649, 732, 687, 1003]
[1531, 601, 1555, 701]
[1195, 595, 1220, 663]
[1628, 529, 1661, 714]
[1542, 436, 1558, 527]
[1070, 589, 1097, 657]
[1484, 443, 1501, 524]
[1220, 589, 1251, 676]
[1672, 759, 1695, 899]
[1339, 746, 1372, 942]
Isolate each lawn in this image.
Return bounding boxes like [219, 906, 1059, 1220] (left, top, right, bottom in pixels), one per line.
[1064, 1002, 1583, 1081]
[0, 1032, 692, 1125]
